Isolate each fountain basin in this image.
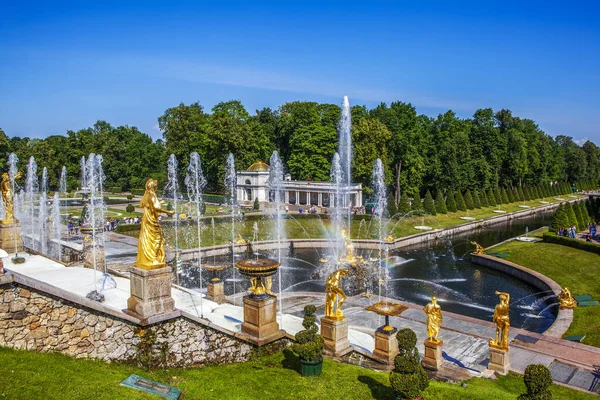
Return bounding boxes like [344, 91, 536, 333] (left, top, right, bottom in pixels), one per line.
[518, 205, 531, 209]
[515, 237, 538, 242]
[365, 301, 409, 333]
[235, 258, 280, 299]
[493, 210, 507, 214]
[460, 217, 476, 221]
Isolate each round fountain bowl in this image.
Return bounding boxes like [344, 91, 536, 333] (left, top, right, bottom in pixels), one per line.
[235, 258, 280, 278]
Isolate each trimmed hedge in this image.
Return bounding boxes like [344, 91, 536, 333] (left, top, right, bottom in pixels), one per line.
[115, 224, 141, 233]
[542, 232, 600, 255]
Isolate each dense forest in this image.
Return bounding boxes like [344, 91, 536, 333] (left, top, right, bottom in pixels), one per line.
[0, 100, 598, 201]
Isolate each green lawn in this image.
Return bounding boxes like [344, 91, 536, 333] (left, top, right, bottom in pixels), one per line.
[66, 207, 143, 219]
[0, 347, 596, 400]
[489, 231, 600, 347]
[120, 197, 583, 249]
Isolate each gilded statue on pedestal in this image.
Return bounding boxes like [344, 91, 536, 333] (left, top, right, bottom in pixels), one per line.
[339, 229, 357, 263]
[325, 269, 348, 320]
[136, 179, 174, 270]
[558, 287, 577, 309]
[424, 296, 443, 343]
[490, 291, 510, 350]
[471, 241, 485, 255]
[1, 171, 21, 224]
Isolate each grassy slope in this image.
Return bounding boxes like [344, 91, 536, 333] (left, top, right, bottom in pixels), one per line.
[490, 232, 600, 347]
[0, 347, 596, 400]
[122, 197, 583, 249]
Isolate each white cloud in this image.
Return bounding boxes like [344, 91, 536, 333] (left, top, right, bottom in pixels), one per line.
[574, 137, 589, 146]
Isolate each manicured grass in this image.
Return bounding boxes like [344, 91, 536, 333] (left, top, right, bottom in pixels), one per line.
[0, 347, 596, 400]
[121, 197, 582, 249]
[489, 232, 600, 347]
[66, 207, 144, 219]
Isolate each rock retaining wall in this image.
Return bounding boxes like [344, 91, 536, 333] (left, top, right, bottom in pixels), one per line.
[0, 282, 257, 367]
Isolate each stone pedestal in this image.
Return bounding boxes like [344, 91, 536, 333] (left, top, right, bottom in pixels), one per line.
[81, 226, 105, 270]
[206, 279, 225, 303]
[372, 329, 399, 364]
[127, 266, 175, 318]
[422, 339, 444, 371]
[488, 346, 510, 375]
[241, 295, 279, 340]
[0, 223, 23, 254]
[320, 317, 352, 356]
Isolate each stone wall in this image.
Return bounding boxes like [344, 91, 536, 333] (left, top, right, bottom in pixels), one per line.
[0, 283, 257, 368]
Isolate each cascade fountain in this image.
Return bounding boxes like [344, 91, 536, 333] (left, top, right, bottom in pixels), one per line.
[6, 153, 23, 257]
[166, 154, 180, 283]
[59, 166, 67, 194]
[269, 151, 286, 326]
[51, 193, 61, 260]
[224, 153, 238, 304]
[80, 156, 87, 189]
[39, 167, 49, 255]
[371, 158, 387, 301]
[185, 152, 207, 316]
[338, 95, 352, 232]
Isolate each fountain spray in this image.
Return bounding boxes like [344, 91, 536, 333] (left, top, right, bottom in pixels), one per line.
[372, 159, 387, 303]
[166, 154, 180, 284]
[225, 154, 237, 305]
[7, 154, 20, 257]
[185, 152, 207, 317]
[269, 151, 286, 327]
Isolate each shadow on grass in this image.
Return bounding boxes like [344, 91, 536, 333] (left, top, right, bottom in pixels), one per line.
[358, 375, 396, 400]
[281, 348, 300, 373]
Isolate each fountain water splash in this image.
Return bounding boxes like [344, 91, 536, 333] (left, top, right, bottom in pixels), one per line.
[338, 95, 352, 231]
[7, 154, 20, 255]
[25, 157, 39, 251]
[166, 154, 180, 282]
[51, 192, 61, 260]
[269, 151, 286, 326]
[372, 159, 387, 300]
[185, 152, 207, 317]
[330, 152, 344, 260]
[224, 153, 238, 304]
[59, 166, 67, 194]
[80, 156, 87, 189]
[85, 154, 107, 291]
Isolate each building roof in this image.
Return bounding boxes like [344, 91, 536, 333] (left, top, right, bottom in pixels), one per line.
[247, 161, 269, 172]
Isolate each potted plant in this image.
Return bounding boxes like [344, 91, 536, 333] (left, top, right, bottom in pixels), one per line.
[389, 328, 429, 400]
[292, 304, 324, 376]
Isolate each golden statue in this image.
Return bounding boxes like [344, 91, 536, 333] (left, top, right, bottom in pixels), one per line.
[558, 287, 577, 309]
[471, 241, 485, 255]
[424, 296, 443, 343]
[340, 229, 358, 263]
[1, 171, 21, 224]
[325, 269, 348, 320]
[135, 179, 174, 270]
[250, 276, 273, 296]
[386, 235, 395, 243]
[233, 234, 246, 244]
[490, 291, 510, 350]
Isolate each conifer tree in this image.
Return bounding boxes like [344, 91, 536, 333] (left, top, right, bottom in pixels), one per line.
[517, 187, 525, 202]
[472, 189, 482, 209]
[501, 188, 510, 204]
[464, 190, 475, 210]
[398, 192, 412, 215]
[507, 187, 515, 203]
[487, 189, 496, 207]
[565, 202, 577, 227]
[387, 193, 398, 218]
[579, 201, 591, 226]
[434, 190, 447, 214]
[446, 191, 457, 212]
[423, 190, 436, 215]
[479, 189, 489, 207]
[573, 201, 585, 230]
[494, 187, 503, 205]
[412, 191, 424, 214]
[455, 191, 467, 211]
[550, 204, 568, 231]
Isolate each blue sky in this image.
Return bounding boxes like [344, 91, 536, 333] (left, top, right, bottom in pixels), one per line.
[1, 1, 598, 143]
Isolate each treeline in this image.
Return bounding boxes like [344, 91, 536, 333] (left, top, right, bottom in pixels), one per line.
[0, 100, 599, 197]
[388, 181, 595, 217]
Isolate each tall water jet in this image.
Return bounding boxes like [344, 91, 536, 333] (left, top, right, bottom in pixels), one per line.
[269, 151, 286, 326]
[84, 154, 107, 292]
[338, 96, 352, 231]
[25, 157, 39, 251]
[330, 152, 343, 259]
[59, 166, 67, 194]
[224, 153, 237, 304]
[80, 156, 87, 188]
[372, 159, 387, 301]
[185, 152, 207, 316]
[4, 153, 23, 256]
[41, 167, 48, 194]
[166, 154, 180, 282]
[51, 192, 61, 260]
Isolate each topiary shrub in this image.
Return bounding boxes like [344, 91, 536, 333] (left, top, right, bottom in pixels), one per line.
[411, 192, 424, 215]
[423, 190, 436, 216]
[446, 191, 457, 213]
[455, 191, 466, 211]
[389, 328, 429, 399]
[518, 364, 553, 400]
[387, 193, 399, 218]
[126, 204, 135, 215]
[292, 305, 324, 362]
[253, 197, 260, 211]
[487, 189, 496, 207]
[464, 190, 475, 210]
[398, 192, 412, 215]
[434, 190, 447, 214]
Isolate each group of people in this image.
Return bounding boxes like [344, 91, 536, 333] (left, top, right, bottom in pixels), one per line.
[557, 225, 578, 239]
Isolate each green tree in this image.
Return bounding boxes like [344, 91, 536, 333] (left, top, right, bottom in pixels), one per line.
[487, 189, 496, 207]
[126, 204, 135, 215]
[463, 190, 474, 210]
[501, 188, 510, 204]
[387, 193, 398, 218]
[253, 197, 260, 211]
[517, 187, 525, 202]
[446, 191, 457, 212]
[423, 190, 436, 215]
[494, 187, 503, 204]
[564, 202, 578, 227]
[389, 329, 429, 399]
[573, 201, 585, 230]
[455, 191, 467, 211]
[550, 204, 568, 231]
[479, 189, 489, 207]
[472, 189, 482, 209]
[411, 191, 424, 214]
[579, 201, 591, 225]
[434, 190, 447, 214]
[398, 192, 411, 215]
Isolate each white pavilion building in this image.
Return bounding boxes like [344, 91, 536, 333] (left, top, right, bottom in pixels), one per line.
[236, 161, 363, 209]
